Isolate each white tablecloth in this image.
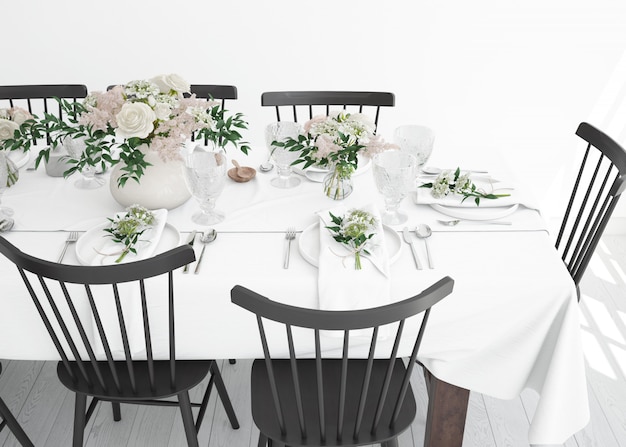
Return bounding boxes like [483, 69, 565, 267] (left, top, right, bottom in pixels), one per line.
[0, 148, 588, 445]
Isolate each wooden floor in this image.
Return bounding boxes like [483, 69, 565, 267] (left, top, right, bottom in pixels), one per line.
[1, 236, 626, 446]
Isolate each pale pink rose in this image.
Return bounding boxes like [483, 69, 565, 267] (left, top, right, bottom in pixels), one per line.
[150, 74, 190, 94]
[116, 102, 156, 139]
[304, 115, 327, 133]
[0, 119, 19, 141]
[9, 107, 32, 125]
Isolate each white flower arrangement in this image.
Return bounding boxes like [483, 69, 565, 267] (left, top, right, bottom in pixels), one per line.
[326, 208, 378, 270]
[420, 168, 510, 205]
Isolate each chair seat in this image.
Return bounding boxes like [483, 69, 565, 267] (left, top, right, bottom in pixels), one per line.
[57, 360, 212, 401]
[251, 358, 416, 447]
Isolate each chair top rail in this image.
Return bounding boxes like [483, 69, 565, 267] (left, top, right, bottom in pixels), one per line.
[0, 85, 88, 100]
[261, 91, 395, 107]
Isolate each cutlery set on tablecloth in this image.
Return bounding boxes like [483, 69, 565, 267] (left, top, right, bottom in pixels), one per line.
[182, 229, 217, 274]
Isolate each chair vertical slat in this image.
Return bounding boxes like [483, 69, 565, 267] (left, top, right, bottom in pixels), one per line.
[286, 324, 307, 438]
[374, 107, 381, 131]
[85, 285, 122, 392]
[353, 326, 378, 438]
[17, 268, 76, 381]
[325, 105, 330, 117]
[562, 153, 603, 262]
[337, 330, 350, 441]
[275, 107, 281, 122]
[139, 279, 155, 390]
[568, 166, 614, 268]
[556, 144, 591, 249]
[168, 271, 175, 388]
[308, 105, 313, 120]
[112, 283, 136, 393]
[258, 316, 286, 434]
[358, 105, 363, 114]
[391, 309, 431, 426]
[59, 282, 107, 390]
[37, 276, 93, 386]
[372, 319, 405, 433]
[291, 105, 297, 122]
[314, 329, 325, 443]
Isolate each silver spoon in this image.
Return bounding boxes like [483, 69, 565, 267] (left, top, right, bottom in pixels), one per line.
[438, 219, 512, 226]
[415, 224, 433, 269]
[0, 217, 14, 232]
[194, 229, 217, 274]
[259, 153, 274, 173]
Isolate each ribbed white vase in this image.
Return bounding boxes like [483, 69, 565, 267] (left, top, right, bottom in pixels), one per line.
[109, 145, 191, 210]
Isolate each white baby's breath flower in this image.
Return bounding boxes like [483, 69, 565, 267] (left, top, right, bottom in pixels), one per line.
[125, 80, 160, 100]
[116, 102, 156, 139]
[454, 173, 472, 194]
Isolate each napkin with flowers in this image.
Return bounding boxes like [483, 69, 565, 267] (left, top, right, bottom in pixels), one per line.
[316, 203, 391, 311]
[89, 205, 167, 266]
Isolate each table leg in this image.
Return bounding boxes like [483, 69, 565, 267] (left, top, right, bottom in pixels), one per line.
[423, 371, 470, 447]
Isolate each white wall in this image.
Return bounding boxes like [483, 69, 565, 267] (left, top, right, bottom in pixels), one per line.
[4, 0, 626, 231]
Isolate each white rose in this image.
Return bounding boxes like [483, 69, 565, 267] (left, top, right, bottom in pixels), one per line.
[153, 102, 172, 120]
[115, 102, 156, 139]
[0, 119, 19, 141]
[10, 108, 32, 125]
[150, 74, 190, 94]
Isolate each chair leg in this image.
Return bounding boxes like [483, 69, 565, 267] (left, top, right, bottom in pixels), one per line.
[258, 433, 268, 447]
[229, 359, 236, 364]
[178, 391, 199, 447]
[382, 438, 399, 447]
[111, 402, 121, 421]
[210, 361, 240, 429]
[0, 397, 34, 447]
[73, 393, 87, 447]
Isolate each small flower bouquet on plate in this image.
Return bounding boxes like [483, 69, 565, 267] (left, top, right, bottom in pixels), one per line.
[325, 208, 378, 270]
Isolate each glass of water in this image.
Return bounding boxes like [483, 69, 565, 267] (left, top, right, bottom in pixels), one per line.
[372, 151, 417, 225]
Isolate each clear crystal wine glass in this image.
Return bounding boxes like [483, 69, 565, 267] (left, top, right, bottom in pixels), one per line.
[372, 151, 417, 225]
[393, 125, 435, 174]
[184, 146, 227, 225]
[265, 122, 303, 188]
[63, 136, 105, 189]
[0, 152, 14, 217]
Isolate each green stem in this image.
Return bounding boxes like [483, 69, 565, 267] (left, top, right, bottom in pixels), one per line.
[355, 251, 362, 270]
[115, 247, 130, 263]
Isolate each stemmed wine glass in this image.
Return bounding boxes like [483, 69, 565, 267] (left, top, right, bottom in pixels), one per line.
[0, 152, 14, 217]
[265, 122, 302, 188]
[393, 125, 435, 175]
[184, 145, 227, 225]
[63, 136, 105, 189]
[372, 151, 417, 225]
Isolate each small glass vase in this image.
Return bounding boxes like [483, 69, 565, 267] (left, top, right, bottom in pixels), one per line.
[323, 164, 354, 200]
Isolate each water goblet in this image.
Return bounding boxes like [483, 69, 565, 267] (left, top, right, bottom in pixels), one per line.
[63, 135, 105, 189]
[393, 125, 435, 174]
[372, 151, 417, 225]
[0, 152, 14, 217]
[184, 146, 227, 225]
[265, 122, 302, 188]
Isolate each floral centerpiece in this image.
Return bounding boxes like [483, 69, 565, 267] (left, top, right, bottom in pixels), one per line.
[0, 107, 33, 187]
[274, 111, 397, 199]
[0, 74, 250, 188]
[419, 167, 510, 205]
[326, 208, 378, 269]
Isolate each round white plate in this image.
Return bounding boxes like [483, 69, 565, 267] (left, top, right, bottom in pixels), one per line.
[430, 203, 519, 221]
[298, 222, 402, 267]
[8, 150, 30, 169]
[75, 223, 181, 265]
[303, 156, 372, 183]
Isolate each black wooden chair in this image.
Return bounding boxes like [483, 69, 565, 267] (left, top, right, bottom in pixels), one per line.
[0, 85, 88, 145]
[231, 277, 454, 447]
[0, 363, 33, 447]
[0, 238, 239, 447]
[555, 122, 626, 295]
[261, 91, 395, 132]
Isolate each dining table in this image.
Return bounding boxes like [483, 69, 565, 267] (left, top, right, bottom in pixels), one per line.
[0, 144, 589, 446]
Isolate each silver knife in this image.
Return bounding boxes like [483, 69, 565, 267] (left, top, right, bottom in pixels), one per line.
[402, 227, 422, 270]
[182, 230, 197, 273]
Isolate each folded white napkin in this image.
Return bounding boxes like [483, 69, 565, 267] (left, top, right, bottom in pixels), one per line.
[414, 176, 536, 209]
[90, 209, 168, 266]
[317, 204, 391, 311]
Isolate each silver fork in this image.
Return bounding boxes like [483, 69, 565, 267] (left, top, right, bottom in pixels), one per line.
[283, 227, 296, 269]
[58, 231, 79, 263]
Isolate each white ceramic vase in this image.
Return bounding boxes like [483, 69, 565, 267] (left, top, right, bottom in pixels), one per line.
[109, 145, 191, 210]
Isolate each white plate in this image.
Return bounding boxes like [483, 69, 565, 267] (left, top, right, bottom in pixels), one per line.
[298, 222, 402, 267]
[75, 223, 181, 266]
[430, 203, 519, 221]
[8, 150, 30, 169]
[302, 156, 372, 183]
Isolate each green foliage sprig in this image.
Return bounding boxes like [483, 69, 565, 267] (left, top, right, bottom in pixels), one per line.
[103, 205, 156, 263]
[419, 167, 510, 206]
[326, 209, 378, 270]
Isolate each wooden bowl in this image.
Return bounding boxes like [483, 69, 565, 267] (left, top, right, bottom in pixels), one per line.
[227, 161, 256, 182]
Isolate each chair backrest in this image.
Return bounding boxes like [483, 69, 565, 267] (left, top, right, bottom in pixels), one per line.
[556, 122, 626, 287]
[231, 276, 454, 443]
[0, 85, 88, 145]
[0, 237, 195, 395]
[261, 91, 395, 132]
